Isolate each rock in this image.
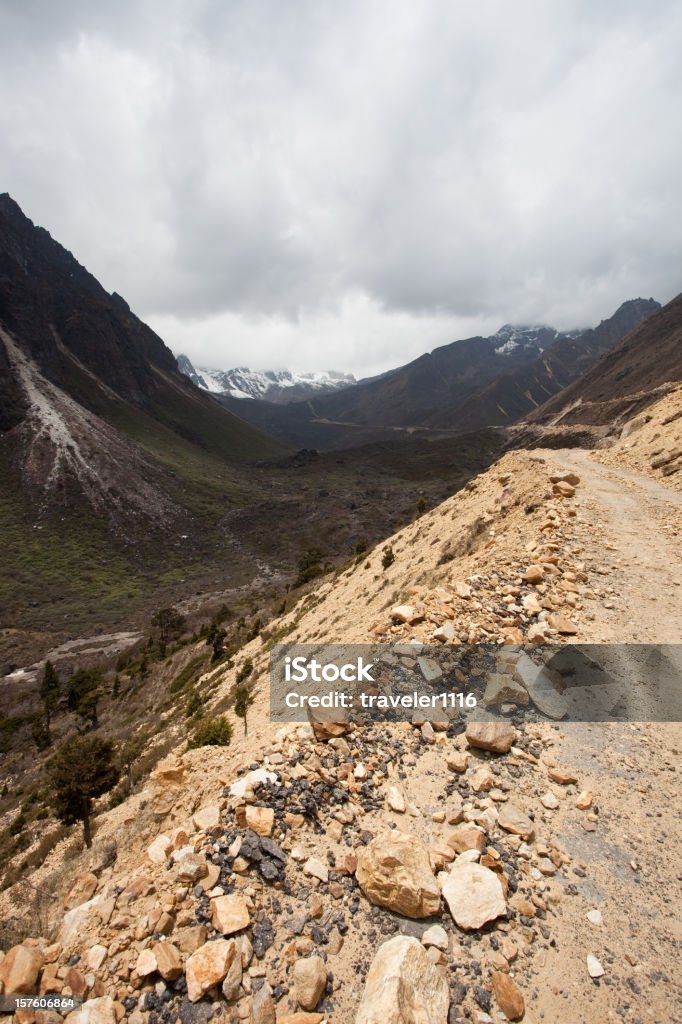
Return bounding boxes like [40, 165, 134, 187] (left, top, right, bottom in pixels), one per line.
[421, 925, 449, 950]
[311, 718, 350, 741]
[523, 564, 544, 584]
[387, 786, 406, 813]
[135, 948, 157, 977]
[547, 613, 578, 635]
[356, 831, 441, 918]
[586, 909, 603, 927]
[447, 752, 468, 773]
[252, 981, 276, 1024]
[482, 675, 529, 707]
[492, 972, 525, 1020]
[432, 622, 457, 643]
[153, 941, 183, 981]
[576, 790, 593, 809]
[174, 849, 208, 882]
[548, 767, 578, 785]
[391, 605, 425, 625]
[550, 472, 580, 486]
[553, 481, 575, 497]
[0, 945, 44, 995]
[356, 935, 449, 1024]
[192, 805, 221, 831]
[86, 945, 107, 971]
[65, 996, 117, 1024]
[418, 657, 443, 682]
[465, 722, 516, 754]
[212, 894, 251, 935]
[236, 805, 275, 836]
[445, 824, 486, 854]
[64, 871, 98, 910]
[522, 593, 543, 616]
[513, 654, 568, 719]
[229, 769, 278, 799]
[587, 955, 604, 979]
[540, 791, 560, 810]
[303, 857, 329, 883]
[454, 582, 472, 599]
[497, 804, 535, 840]
[147, 835, 173, 866]
[221, 937, 243, 1001]
[185, 939, 235, 1002]
[292, 955, 327, 1010]
[441, 862, 506, 930]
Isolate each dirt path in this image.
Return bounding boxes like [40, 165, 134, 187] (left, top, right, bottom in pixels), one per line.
[553, 449, 682, 644]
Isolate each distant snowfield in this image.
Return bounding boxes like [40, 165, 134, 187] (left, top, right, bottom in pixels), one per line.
[177, 356, 356, 402]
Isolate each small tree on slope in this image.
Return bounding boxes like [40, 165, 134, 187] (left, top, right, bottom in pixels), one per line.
[234, 684, 255, 735]
[46, 734, 119, 848]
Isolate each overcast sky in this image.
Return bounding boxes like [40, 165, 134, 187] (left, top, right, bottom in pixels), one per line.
[1, 1, 680, 376]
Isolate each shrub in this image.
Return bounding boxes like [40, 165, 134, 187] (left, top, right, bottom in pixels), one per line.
[188, 716, 233, 749]
[381, 545, 395, 570]
[236, 659, 253, 684]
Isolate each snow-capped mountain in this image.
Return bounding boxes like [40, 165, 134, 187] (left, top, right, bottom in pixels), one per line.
[176, 356, 356, 404]
[491, 324, 579, 356]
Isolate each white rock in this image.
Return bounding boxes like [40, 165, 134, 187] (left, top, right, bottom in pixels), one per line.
[356, 936, 450, 1024]
[440, 862, 506, 930]
[303, 857, 329, 883]
[587, 909, 603, 927]
[421, 925, 449, 951]
[229, 769, 278, 799]
[587, 954, 604, 978]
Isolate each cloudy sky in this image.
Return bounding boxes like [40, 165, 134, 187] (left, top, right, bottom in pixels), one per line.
[1, 0, 680, 376]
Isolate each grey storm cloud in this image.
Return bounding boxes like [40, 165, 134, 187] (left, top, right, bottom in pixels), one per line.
[1, 0, 681, 374]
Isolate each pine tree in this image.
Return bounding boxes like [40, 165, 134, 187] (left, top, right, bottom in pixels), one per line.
[46, 734, 119, 847]
[234, 684, 255, 735]
[39, 660, 60, 742]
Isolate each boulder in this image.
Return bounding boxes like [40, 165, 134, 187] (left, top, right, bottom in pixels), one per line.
[147, 835, 173, 866]
[153, 942, 182, 981]
[192, 806, 221, 831]
[356, 831, 441, 918]
[65, 996, 117, 1024]
[292, 955, 327, 1010]
[355, 936, 449, 1024]
[0, 944, 44, 995]
[390, 605, 425, 625]
[185, 939, 235, 1002]
[482, 675, 529, 708]
[465, 722, 516, 753]
[497, 804, 535, 840]
[252, 981, 276, 1024]
[211, 894, 251, 935]
[441, 861, 506, 930]
[513, 654, 568, 719]
[174, 849, 208, 882]
[236, 805, 275, 836]
[135, 948, 157, 977]
[64, 871, 98, 910]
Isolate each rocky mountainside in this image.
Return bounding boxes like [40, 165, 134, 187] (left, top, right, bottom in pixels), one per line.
[215, 311, 658, 450]
[522, 292, 682, 436]
[2, 404, 680, 1023]
[177, 356, 356, 404]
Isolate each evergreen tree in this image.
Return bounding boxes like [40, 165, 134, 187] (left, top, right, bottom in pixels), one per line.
[46, 734, 119, 847]
[39, 660, 60, 741]
[234, 684, 255, 735]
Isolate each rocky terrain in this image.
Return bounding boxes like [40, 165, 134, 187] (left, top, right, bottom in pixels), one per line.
[1, 400, 680, 1024]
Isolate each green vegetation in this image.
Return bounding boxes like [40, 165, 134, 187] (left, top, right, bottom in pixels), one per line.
[67, 668, 103, 728]
[234, 684, 255, 735]
[46, 734, 119, 848]
[187, 715, 233, 749]
[236, 658, 253, 684]
[381, 545, 396, 570]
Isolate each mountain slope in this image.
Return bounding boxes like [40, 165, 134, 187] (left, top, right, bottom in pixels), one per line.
[524, 291, 682, 431]
[440, 298, 659, 431]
